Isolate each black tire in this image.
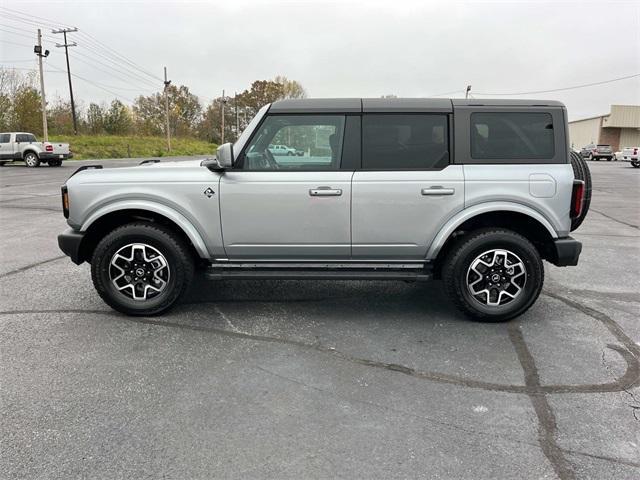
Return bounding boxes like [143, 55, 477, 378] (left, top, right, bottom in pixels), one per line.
[91, 222, 194, 316]
[570, 150, 592, 231]
[442, 228, 544, 322]
[24, 152, 40, 168]
[48, 159, 62, 167]
[632, 162, 640, 168]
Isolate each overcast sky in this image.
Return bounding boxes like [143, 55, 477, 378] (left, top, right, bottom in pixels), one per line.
[1, 0, 639, 120]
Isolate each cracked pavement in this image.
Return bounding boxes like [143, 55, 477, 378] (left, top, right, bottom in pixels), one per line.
[1, 158, 639, 479]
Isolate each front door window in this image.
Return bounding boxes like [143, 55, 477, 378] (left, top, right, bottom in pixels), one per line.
[239, 115, 345, 170]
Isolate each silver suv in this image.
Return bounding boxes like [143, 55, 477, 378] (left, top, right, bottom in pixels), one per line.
[58, 98, 591, 321]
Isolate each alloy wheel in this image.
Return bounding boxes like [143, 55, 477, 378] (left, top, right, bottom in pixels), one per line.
[109, 243, 170, 301]
[466, 249, 527, 307]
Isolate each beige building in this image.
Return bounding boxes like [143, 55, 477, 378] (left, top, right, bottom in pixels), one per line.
[568, 104, 640, 151]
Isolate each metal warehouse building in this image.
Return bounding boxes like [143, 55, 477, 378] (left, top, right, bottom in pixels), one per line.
[568, 104, 640, 151]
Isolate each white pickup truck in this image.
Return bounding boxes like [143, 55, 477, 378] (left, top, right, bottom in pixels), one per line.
[0, 132, 72, 167]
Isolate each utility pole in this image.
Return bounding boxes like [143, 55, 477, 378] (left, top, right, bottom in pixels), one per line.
[465, 85, 472, 99]
[52, 27, 78, 135]
[221, 90, 226, 144]
[34, 29, 50, 141]
[164, 67, 171, 152]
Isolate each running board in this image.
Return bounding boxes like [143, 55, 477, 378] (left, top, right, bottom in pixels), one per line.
[205, 262, 432, 281]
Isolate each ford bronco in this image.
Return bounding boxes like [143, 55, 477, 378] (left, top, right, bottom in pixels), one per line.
[58, 98, 591, 321]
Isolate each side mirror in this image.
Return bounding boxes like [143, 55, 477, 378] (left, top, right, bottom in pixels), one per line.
[216, 142, 234, 168]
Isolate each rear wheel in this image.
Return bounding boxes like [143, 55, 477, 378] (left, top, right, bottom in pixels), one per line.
[91, 222, 194, 316]
[24, 152, 40, 168]
[442, 229, 544, 322]
[48, 159, 62, 167]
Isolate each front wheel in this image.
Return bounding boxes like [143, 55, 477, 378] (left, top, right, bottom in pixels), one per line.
[91, 222, 194, 316]
[442, 229, 544, 322]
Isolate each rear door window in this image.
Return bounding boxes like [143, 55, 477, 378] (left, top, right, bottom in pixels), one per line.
[362, 114, 449, 169]
[471, 112, 554, 159]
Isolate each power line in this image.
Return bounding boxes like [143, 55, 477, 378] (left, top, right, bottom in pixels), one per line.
[0, 39, 32, 48]
[47, 63, 135, 103]
[66, 54, 156, 92]
[0, 22, 58, 41]
[0, 59, 38, 63]
[0, 65, 63, 73]
[0, 6, 72, 30]
[1, 6, 162, 86]
[70, 48, 160, 89]
[429, 89, 467, 97]
[0, 27, 42, 40]
[73, 44, 160, 88]
[474, 73, 640, 96]
[78, 31, 163, 82]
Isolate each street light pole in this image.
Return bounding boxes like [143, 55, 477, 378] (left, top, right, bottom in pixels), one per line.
[35, 29, 49, 141]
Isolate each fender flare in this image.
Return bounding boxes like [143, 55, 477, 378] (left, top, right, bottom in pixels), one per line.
[22, 149, 40, 159]
[80, 200, 210, 258]
[426, 202, 558, 260]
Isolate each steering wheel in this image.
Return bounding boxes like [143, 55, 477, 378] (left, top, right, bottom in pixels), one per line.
[263, 148, 280, 170]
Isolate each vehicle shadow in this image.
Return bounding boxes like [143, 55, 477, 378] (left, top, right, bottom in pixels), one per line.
[179, 273, 468, 329]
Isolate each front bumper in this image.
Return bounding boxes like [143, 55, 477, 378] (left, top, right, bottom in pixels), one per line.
[40, 152, 73, 160]
[549, 237, 582, 267]
[58, 228, 85, 265]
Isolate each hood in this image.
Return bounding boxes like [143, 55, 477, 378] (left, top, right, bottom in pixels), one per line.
[66, 158, 218, 186]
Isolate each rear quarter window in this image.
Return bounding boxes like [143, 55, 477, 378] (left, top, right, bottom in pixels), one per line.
[471, 112, 554, 160]
[0, 134, 10, 143]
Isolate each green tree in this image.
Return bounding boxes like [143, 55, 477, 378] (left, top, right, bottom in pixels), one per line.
[104, 99, 132, 135]
[201, 76, 306, 143]
[47, 97, 74, 135]
[13, 86, 42, 135]
[133, 84, 202, 137]
[86, 102, 105, 134]
[274, 75, 306, 99]
[133, 92, 164, 135]
[0, 68, 42, 133]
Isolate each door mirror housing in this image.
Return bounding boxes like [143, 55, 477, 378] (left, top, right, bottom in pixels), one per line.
[216, 142, 234, 168]
[201, 157, 225, 172]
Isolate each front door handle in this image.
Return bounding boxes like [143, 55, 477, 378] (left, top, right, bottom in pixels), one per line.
[421, 187, 455, 196]
[309, 187, 342, 197]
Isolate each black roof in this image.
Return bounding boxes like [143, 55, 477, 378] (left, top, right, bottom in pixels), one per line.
[268, 98, 564, 113]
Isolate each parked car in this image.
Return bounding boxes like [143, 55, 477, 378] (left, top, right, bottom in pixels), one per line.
[268, 144, 303, 156]
[620, 146, 639, 167]
[581, 144, 614, 161]
[58, 98, 591, 322]
[0, 132, 72, 167]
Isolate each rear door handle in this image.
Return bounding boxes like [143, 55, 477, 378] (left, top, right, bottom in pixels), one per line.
[421, 187, 455, 196]
[309, 187, 342, 197]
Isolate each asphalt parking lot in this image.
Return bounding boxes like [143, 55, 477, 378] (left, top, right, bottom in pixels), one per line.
[0, 158, 638, 479]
